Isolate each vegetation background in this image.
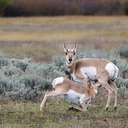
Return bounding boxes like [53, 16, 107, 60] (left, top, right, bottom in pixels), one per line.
[0, 0, 128, 128]
[0, 0, 128, 16]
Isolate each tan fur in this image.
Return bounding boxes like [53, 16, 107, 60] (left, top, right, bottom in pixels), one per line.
[68, 58, 110, 80]
[64, 44, 118, 110]
[40, 78, 97, 112]
[56, 79, 96, 97]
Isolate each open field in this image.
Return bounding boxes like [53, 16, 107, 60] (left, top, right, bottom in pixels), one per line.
[0, 16, 128, 128]
[0, 98, 128, 128]
[0, 16, 128, 61]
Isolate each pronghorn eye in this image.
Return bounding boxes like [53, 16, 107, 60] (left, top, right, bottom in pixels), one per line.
[65, 52, 68, 55]
[73, 52, 75, 55]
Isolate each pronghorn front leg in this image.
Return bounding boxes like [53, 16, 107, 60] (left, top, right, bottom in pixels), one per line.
[99, 79, 113, 110]
[79, 96, 90, 112]
[75, 72, 89, 86]
[40, 90, 67, 111]
[70, 103, 88, 112]
[71, 105, 86, 112]
[40, 91, 49, 111]
[69, 99, 90, 112]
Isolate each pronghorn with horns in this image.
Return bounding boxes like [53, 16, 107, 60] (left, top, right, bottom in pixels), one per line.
[63, 43, 119, 110]
[40, 76, 98, 112]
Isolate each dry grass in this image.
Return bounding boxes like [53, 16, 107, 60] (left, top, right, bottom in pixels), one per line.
[0, 16, 127, 128]
[0, 16, 128, 61]
[0, 16, 127, 25]
[0, 30, 128, 41]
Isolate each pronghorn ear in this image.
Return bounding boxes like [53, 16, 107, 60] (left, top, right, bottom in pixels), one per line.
[63, 43, 67, 53]
[87, 80, 91, 88]
[73, 42, 77, 53]
[88, 81, 94, 89]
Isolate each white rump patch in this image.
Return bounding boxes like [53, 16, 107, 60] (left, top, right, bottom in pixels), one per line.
[52, 77, 64, 88]
[105, 62, 119, 80]
[80, 67, 97, 80]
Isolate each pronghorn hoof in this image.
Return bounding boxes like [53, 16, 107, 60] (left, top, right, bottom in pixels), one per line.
[68, 107, 74, 111]
[105, 107, 109, 111]
[114, 106, 117, 111]
[68, 107, 80, 112]
[40, 107, 43, 111]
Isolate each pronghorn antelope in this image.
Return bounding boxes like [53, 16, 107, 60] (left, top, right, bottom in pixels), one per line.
[63, 43, 119, 110]
[40, 77, 98, 112]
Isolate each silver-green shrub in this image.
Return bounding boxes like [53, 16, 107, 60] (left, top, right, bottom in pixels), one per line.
[0, 57, 66, 101]
[0, 50, 127, 101]
[119, 47, 128, 58]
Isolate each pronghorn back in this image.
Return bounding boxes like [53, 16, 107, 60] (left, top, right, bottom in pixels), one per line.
[68, 58, 119, 81]
[51, 77, 98, 97]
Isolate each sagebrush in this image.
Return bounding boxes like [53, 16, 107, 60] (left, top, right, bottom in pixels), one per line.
[0, 50, 127, 101]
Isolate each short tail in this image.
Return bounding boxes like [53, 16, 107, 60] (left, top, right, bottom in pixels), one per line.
[112, 65, 119, 81]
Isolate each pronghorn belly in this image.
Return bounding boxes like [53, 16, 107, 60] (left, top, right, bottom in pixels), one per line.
[80, 67, 97, 80]
[105, 62, 119, 80]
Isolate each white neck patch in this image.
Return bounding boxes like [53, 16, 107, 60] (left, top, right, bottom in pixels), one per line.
[52, 77, 64, 88]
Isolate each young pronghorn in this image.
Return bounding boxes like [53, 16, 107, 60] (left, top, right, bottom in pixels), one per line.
[40, 77, 98, 112]
[63, 43, 119, 110]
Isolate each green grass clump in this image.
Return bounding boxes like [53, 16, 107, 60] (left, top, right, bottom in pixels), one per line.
[0, 101, 128, 128]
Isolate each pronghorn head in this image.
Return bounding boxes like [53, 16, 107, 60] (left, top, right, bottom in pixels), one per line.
[63, 43, 77, 66]
[85, 81, 98, 97]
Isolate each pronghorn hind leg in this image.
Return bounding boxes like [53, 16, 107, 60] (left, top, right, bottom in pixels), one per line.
[109, 80, 118, 110]
[40, 91, 51, 111]
[40, 92, 47, 111]
[40, 90, 67, 111]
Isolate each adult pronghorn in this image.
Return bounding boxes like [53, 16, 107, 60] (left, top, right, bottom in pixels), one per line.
[63, 43, 119, 110]
[40, 76, 98, 112]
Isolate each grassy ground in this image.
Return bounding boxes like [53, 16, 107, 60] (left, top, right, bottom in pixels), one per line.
[0, 16, 128, 127]
[0, 98, 128, 128]
[0, 88, 128, 128]
[0, 16, 128, 61]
